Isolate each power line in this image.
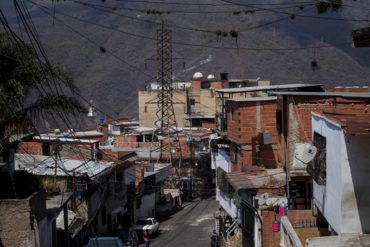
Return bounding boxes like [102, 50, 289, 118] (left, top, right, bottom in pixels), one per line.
[69, 0, 315, 15]
[112, 0, 314, 7]
[219, 0, 370, 22]
[29, 0, 154, 78]
[28, 1, 354, 52]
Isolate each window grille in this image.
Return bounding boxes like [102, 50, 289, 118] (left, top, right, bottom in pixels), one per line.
[307, 132, 326, 185]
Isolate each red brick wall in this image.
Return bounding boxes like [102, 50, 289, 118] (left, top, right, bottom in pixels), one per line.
[227, 100, 278, 144]
[227, 100, 281, 171]
[17, 141, 43, 155]
[202, 121, 216, 129]
[114, 135, 154, 149]
[114, 135, 193, 160]
[210, 81, 222, 89]
[262, 210, 277, 247]
[262, 209, 318, 247]
[17, 141, 93, 160]
[161, 138, 192, 160]
[191, 79, 201, 89]
[277, 96, 370, 168]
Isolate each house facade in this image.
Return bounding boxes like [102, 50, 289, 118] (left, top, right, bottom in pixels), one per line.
[310, 112, 370, 234]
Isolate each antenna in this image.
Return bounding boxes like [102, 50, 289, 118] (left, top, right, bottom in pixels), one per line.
[294, 143, 317, 167]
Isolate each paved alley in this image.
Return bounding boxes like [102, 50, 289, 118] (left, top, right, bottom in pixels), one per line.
[140, 198, 218, 247]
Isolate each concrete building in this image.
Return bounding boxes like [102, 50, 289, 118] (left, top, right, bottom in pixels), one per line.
[272, 91, 370, 210]
[212, 84, 325, 247]
[138, 72, 272, 128]
[310, 113, 370, 234]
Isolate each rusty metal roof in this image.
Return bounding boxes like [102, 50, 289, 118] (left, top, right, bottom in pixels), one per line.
[270, 91, 370, 98]
[216, 84, 322, 94]
[227, 96, 277, 102]
[322, 113, 370, 135]
[226, 168, 285, 191]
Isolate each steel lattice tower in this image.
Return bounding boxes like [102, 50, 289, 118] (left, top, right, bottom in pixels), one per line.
[151, 23, 182, 168]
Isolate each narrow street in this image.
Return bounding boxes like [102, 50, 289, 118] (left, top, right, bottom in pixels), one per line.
[140, 198, 218, 247]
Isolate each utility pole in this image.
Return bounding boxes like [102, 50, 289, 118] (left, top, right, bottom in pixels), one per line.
[150, 22, 182, 176]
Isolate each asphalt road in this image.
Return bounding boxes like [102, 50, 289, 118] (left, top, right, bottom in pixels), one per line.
[140, 198, 218, 247]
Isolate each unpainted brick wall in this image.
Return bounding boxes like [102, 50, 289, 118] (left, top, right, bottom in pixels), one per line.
[278, 96, 370, 169]
[17, 141, 43, 155]
[227, 100, 281, 171]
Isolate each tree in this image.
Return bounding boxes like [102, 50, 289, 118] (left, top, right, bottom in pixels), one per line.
[0, 32, 86, 145]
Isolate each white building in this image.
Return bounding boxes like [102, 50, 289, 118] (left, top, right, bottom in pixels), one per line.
[310, 112, 370, 234]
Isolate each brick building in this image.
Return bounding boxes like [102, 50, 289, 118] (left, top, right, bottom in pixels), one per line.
[227, 97, 281, 172]
[272, 91, 370, 210]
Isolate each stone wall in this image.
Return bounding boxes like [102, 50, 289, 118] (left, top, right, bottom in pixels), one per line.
[0, 191, 46, 247]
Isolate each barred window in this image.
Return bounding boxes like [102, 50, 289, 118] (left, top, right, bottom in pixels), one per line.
[216, 168, 234, 196]
[307, 132, 326, 185]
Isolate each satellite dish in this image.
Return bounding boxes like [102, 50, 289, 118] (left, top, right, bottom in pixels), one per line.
[295, 143, 317, 164]
[258, 193, 270, 206]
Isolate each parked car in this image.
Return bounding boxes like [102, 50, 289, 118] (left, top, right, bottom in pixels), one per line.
[86, 237, 125, 247]
[118, 228, 139, 247]
[131, 217, 160, 236]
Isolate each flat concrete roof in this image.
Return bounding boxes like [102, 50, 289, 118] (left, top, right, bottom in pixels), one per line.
[306, 234, 370, 247]
[216, 84, 322, 94]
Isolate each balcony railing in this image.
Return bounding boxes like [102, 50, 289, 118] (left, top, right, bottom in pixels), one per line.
[280, 216, 303, 247]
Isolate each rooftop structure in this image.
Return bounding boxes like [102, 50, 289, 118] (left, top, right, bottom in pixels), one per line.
[216, 84, 322, 94]
[15, 154, 114, 178]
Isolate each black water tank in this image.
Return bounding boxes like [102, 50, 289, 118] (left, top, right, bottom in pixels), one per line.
[220, 72, 228, 81]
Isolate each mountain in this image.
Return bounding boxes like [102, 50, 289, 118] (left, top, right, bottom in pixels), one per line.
[2, 0, 370, 122]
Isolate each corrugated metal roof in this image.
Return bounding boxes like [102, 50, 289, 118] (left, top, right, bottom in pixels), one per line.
[227, 96, 277, 102]
[186, 115, 215, 119]
[35, 136, 98, 144]
[216, 84, 321, 93]
[15, 153, 114, 178]
[108, 147, 161, 159]
[270, 91, 370, 98]
[134, 127, 155, 134]
[226, 168, 285, 191]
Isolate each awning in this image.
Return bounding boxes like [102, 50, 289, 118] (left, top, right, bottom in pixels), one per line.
[226, 168, 286, 191]
[163, 188, 180, 198]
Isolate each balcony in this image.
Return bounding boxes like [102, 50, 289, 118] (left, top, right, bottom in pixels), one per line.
[216, 189, 238, 218]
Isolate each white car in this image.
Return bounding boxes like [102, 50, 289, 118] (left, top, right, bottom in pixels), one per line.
[131, 218, 159, 236]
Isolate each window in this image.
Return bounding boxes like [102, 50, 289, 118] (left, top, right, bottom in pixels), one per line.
[276, 109, 283, 134]
[136, 198, 142, 209]
[42, 143, 50, 156]
[102, 207, 107, 226]
[144, 105, 147, 112]
[216, 168, 234, 196]
[230, 107, 235, 121]
[307, 132, 326, 185]
[230, 145, 238, 164]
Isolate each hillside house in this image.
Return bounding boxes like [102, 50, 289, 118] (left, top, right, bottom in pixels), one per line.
[272, 91, 370, 210]
[310, 113, 370, 234]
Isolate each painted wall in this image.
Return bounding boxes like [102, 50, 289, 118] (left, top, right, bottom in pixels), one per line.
[216, 189, 237, 218]
[312, 114, 344, 233]
[138, 90, 187, 127]
[137, 193, 156, 218]
[312, 114, 370, 234]
[344, 134, 370, 233]
[213, 148, 230, 173]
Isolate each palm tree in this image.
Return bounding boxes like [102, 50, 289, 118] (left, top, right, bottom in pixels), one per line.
[0, 32, 86, 145]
